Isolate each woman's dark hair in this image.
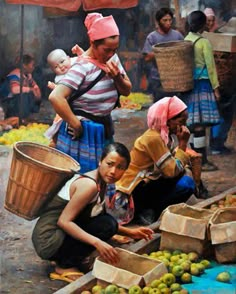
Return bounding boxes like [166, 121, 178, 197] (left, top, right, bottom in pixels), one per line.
[155, 7, 174, 23]
[93, 35, 118, 47]
[101, 142, 131, 168]
[186, 10, 206, 33]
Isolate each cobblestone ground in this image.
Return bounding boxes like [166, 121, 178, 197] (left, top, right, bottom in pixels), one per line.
[0, 100, 236, 294]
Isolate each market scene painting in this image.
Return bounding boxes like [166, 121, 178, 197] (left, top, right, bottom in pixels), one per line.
[0, 0, 235, 293]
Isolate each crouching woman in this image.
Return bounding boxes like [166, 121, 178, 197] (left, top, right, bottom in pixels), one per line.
[32, 142, 153, 283]
[108, 96, 195, 225]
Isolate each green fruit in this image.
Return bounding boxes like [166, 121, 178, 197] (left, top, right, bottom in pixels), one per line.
[180, 272, 192, 284]
[172, 292, 180, 294]
[172, 265, 184, 277]
[200, 259, 211, 269]
[216, 271, 231, 283]
[149, 289, 161, 294]
[187, 252, 199, 262]
[172, 249, 182, 255]
[180, 261, 191, 272]
[190, 265, 200, 276]
[81, 291, 92, 294]
[162, 273, 176, 286]
[105, 284, 120, 294]
[128, 285, 142, 294]
[195, 263, 205, 274]
[151, 279, 162, 288]
[119, 288, 127, 294]
[170, 255, 180, 263]
[160, 288, 171, 293]
[92, 285, 103, 293]
[142, 286, 151, 294]
[158, 283, 167, 290]
[170, 283, 182, 291]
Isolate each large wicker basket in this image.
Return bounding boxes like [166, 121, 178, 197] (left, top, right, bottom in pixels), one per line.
[5, 142, 80, 220]
[153, 40, 194, 92]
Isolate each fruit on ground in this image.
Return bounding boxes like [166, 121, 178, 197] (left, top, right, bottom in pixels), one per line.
[128, 285, 143, 294]
[200, 259, 211, 269]
[216, 271, 231, 283]
[172, 265, 184, 277]
[180, 260, 191, 272]
[190, 264, 200, 276]
[92, 285, 103, 293]
[181, 272, 192, 284]
[105, 284, 120, 294]
[81, 291, 92, 294]
[162, 273, 176, 286]
[170, 283, 182, 291]
[195, 263, 205, 274]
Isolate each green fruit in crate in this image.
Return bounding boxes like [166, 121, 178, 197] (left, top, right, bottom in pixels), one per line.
[172, 249, 182, 256]
[216, 271, 231, 283]
[92, 285, 103, 293]
[81, 291, 92, 294]
[158, 282, 167, 290]
[142, 286, 151, 294]
[170, 255, 180, 263]
[149, 289, 161, 294]
[128, 285, 142, 294]
[172, 291, 180, 294]
[160, 288, 171, 293]
[105, 284, 120, 294]
[171, 265, 184, 277]
[170, 283, 182, 291]
[180, 272, 192, 283]
[162, 273, 176, 286]
[119, 288, 127, 294]
[150, 279, 162, 288]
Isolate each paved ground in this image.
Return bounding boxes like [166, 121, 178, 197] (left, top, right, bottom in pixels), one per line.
[0, 100, 236, 294]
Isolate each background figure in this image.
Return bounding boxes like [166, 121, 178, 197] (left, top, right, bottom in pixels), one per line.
[5, 54, 41, 119]
[108, 96, 195, 226]
[45, 46, 84, 147]
[204, 7, 218, 32]
[32, 143, 153, 283]
[142, 7, 184, 103]
[48, 12, 132, 174]
[0, 103, 19, 132]
[182, 10, 220, 171]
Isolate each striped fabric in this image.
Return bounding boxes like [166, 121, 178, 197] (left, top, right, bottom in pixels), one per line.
[182, 79, 220, 128]
[59, 54, 125, 116]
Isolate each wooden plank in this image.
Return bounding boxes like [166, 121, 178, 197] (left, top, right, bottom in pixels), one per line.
[194, 186, 236, 209]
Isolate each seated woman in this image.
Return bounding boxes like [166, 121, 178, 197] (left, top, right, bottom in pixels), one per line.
[108, 96, 195, 225]
[32, 142, 153, 283]
[6, 54, 41, 119]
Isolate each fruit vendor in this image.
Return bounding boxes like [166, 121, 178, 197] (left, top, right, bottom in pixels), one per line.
[32, 143, 154, 283]
[107, 96, 195, 225]
[48, 12, 132, 174]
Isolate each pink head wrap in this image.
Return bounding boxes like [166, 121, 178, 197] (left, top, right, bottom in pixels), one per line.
[147, 96, 187, 144]
[204, 8, 215, 17]
[84, 13, 119, 42]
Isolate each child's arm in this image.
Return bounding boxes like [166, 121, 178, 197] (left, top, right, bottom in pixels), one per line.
[71, 44, 84, 56]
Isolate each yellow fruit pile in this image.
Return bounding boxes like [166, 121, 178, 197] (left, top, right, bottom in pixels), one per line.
[0, 123, 50, 146]
[120, 92, 152, 110]
[209, 194, 236, 210]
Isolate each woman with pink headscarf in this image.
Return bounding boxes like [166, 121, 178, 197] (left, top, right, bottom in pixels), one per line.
[48, 12, 132, 174]
[108, 96, 195, 225]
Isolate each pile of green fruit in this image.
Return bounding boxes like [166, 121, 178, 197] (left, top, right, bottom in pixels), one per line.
[81, 249, 232, 293]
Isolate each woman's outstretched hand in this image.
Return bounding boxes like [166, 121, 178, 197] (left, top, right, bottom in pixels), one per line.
[94, 239, 120, 264]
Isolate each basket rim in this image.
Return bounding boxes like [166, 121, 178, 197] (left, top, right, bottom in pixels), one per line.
[13, 141, 80, 173]
[152, 40, 193, 49]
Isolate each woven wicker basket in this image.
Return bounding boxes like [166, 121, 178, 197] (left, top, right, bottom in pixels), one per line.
[153, 40, 194, 92]
[5, 142, 80, 220]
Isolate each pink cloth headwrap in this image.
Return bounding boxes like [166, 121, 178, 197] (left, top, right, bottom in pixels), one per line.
[204, 8, 215, 17]
[84, 12, 119, 42]
[147, 96, 187, 144]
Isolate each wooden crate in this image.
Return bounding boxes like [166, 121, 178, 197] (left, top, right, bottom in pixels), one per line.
[54, 186, 236, 294]
[202, 32, 236, 53]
